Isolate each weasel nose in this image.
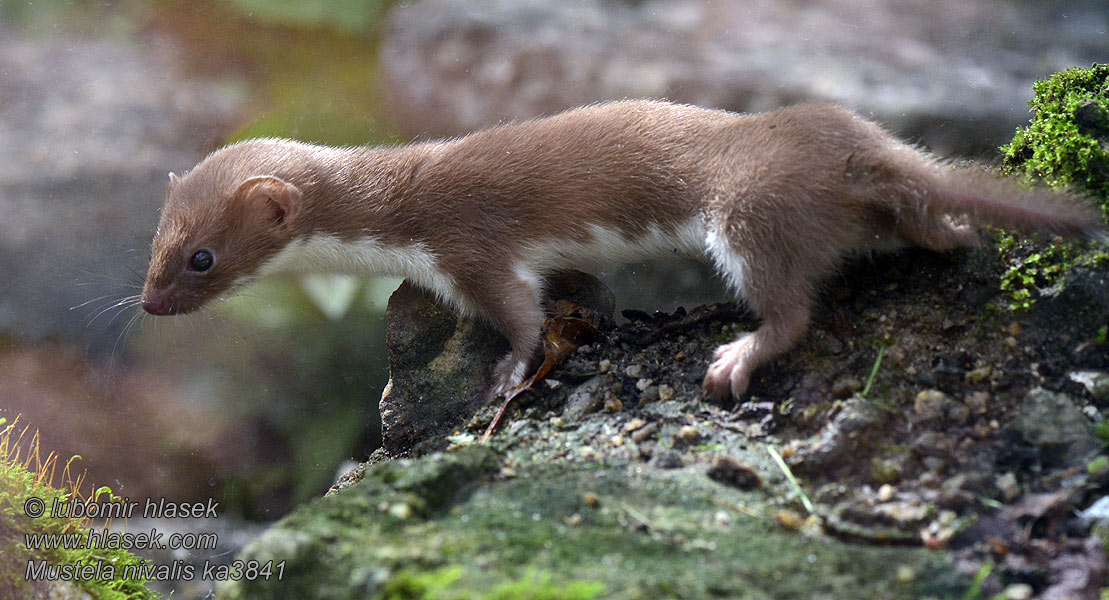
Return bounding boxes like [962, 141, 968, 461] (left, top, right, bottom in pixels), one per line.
[141, 296, 166, 315]
[141, 290, 171, 315]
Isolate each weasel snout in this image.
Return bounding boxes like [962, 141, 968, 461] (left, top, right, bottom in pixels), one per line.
[141, 286, 175, 316]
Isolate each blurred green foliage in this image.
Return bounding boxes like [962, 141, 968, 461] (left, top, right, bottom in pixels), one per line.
[221, 0, 392, 34]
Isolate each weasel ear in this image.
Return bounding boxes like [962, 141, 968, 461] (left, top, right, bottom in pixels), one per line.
[235, 175, 303, 228]
[168, 172, 181, 190]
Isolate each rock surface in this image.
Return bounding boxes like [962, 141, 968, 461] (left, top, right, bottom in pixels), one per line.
[378, 280, 505, 457]
[379, 271, 615, 456]
[223, 243, 1109, 599]
[382, 0, 1106, 155]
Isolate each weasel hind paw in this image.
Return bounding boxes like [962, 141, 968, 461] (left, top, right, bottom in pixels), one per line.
[702, 337, 754, 401]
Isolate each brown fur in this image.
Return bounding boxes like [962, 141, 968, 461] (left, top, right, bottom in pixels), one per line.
[141, 100, 1105, 400]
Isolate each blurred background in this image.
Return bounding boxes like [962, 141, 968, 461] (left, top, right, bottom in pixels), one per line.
[0, 0, 1104, 531]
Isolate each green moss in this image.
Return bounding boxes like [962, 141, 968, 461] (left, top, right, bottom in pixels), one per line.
[1001, 64, 1109, 208]
[382, 566, 463, 600]
[382, 567, 604, 600]
[996, 234, 1073, 311]
[483, 570, 606, 600]
[0, 419, 158, 600]
[995, 64, 1109, 312]
[221, 446, 971, 599]
[995, 231, 1109, 312]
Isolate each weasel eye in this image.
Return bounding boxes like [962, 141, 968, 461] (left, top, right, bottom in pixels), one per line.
[189, 249, 214, 272]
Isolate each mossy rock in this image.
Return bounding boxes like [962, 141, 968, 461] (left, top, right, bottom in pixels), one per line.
[218, 446, 971, 599]
[1001, 63, 1109, 210]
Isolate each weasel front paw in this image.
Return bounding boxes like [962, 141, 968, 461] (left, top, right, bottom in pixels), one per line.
[490, 353, 530, 398]
[702, 335, 755, 400]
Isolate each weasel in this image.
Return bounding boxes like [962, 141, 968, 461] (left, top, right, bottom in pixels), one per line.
[141, 100, 1105, 401]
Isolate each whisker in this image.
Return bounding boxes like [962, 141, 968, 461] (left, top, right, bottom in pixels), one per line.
[74, 281, 142, 289]
[70, 294, 121, 311]
[120, 262, 147, 283]
[108, 309, 146, 374]
[85, 295, 142, 328]
[78, 298, 131, 328]
[104, 297, 142, 328]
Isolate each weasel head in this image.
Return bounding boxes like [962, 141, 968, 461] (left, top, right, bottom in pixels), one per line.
[141, 141, 305, 316]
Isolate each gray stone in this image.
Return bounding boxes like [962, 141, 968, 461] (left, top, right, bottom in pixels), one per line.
[381, 271, 617, 455]
[563, 375, 608, 421]
[379, 281, 504, 456]
[1013, 388, 1100, 466]
[383, 0, 1105, 155]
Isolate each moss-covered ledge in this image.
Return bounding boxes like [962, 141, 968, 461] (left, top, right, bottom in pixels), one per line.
[219, 445, 969, 600]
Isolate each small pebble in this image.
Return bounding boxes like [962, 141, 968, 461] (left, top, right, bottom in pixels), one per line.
[577, 344, 592, 354]
[965, 366, 991, 384]
[635, 377, 653, 391]
[678, 425, 701, 441]
[604, 395, 623, 412]
[499, 467, 518, 479]
[831, 376, 862, 399]
[625, 364, 644, 378]
[583, 492, 600, 507]
[649, 450, 684, 469]
[598, 358, 611, 373]
[550, 416, 565, 427]
[564, 513, 583, 527]
[1003, 583, 1033, 600]
[874, 501, 929, 523]
[707, 456, 762, 489]
[776, 510, 803, 530]
[914, 389, 948, 420]
[877, 484, 895, 502]
[545, 378, 563, 390]
[387, 503, 413, 520]
[623, 418, 647, 433]
[895, 565, 916, 584]
[658, 384, 675, 402]
[995, 472, 1020, 502]
[610, 435, 625, 447]
[1069, 370, 1109, 402]
[631, 423, 659, 443]
[965, 391, 990, 414]
[579, 446, 597, 459]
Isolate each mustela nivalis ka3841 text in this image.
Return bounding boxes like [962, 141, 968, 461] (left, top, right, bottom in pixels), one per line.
[140, 100, 1106, 401]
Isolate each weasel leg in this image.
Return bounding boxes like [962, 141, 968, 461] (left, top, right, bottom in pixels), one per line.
[703, 303, 811, 400]
[471, 272, 546, 398]
[703, 216, 817, 400]
[897, 211, 979, 251]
